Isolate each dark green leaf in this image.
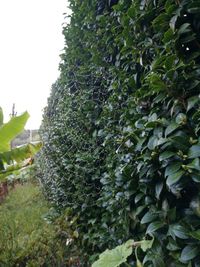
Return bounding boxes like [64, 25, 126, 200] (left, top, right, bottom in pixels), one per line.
[188, 145, 200, 159]
[187, 158, 200, 171]
[187, 7, 200, 14]
[159, 151, 175, 161]
[190, 230, 200, 241]
[165, 162, 182, 177]
[165, 122, 179, 137]
[168, 224, 189, 239]
[187, 96, 199, 112]
[166, 238, 180, 251]
[155, 181, 163, 199]
[146, 221, 164, 234]
[166, 170, 184, 187]
[141, 211, 158, 224]
[147, 136, 158, 150]
[177, 23, 191, 35]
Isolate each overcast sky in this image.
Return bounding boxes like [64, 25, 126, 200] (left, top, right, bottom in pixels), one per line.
[0, 0, 69, 129]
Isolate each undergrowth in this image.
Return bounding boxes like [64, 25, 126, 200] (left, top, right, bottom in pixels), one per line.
[0, 182, 67, 267]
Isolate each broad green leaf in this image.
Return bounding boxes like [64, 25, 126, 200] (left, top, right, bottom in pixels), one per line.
[189, 230, 200, 240]
[0, 142, 42, 164]
[159, 151, 175, 161]
[188, 145, 200, 159]
[146, 221, 163, 234]
[141, 211, 158, 224]
[187, 96, 199, 112]
[166, 170, 184, 187]
[135, 193, 143, 203]
[147, 136, 158, 150]
[0, 107, 3, 126]
[165, 122, 179, 137]
[177, 23, 191, 35]
[140, 237, 154, 252]
[0, 112, 29, 152]
[187, 158, 200, 171]
[92, 240, 133, 267]
[180, 245, 199, 262]
[165, 162, 182, 177]
[168, 224, 189, 239]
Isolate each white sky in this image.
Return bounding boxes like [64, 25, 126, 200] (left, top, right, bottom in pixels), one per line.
[0, 0, 69, 129]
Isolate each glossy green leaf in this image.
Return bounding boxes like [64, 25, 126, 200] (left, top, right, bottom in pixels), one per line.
[168, 224, 189, 239]
[165, 122, 179, 137]
[155, 181, 163, 199]
[165, 162, 182, 177]
[159, 151, 175, 161]
[189, 230, 200, 240]
[166, 170, 184, 187]
[147, 136, 158, 150]
[146, 221, 164, 234]
[177, 23, 191, 35]
[187, 96, 199, 112]
[187, 158, 200, 171]
[140, 237, 154, 252]
[141, 211, 158, 224]
[180, 245, 199, 262]
[188, 145, 200, 159]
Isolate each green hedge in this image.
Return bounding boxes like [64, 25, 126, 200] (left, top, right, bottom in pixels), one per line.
[38, 0, 200, 265]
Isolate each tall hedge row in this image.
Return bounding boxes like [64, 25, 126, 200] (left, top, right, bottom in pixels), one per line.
[38, 0, 200, 265]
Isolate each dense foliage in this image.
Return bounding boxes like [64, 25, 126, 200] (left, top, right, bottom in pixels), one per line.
[38, 0, 200, 265]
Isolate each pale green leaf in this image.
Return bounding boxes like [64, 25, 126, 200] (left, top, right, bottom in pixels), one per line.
[92, 240, 133, 267]
[180, 245, 199, 262]
[140, 237, 154, 252]
[0, 112, 29, 152]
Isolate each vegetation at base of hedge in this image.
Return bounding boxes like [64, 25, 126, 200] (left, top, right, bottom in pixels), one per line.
[0, 181, 67, 267]
[38, 0, 200, 265]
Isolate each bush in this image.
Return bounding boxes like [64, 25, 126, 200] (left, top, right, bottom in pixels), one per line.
[38, 0, 200, 265]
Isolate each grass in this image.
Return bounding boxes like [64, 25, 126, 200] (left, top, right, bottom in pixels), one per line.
[0, 182, 66, 267]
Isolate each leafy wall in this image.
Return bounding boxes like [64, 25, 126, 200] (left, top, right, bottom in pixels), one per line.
[38, 0, 200, 266]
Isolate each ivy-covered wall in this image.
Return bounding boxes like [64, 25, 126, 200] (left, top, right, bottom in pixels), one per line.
[38, 0, 200, 266]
